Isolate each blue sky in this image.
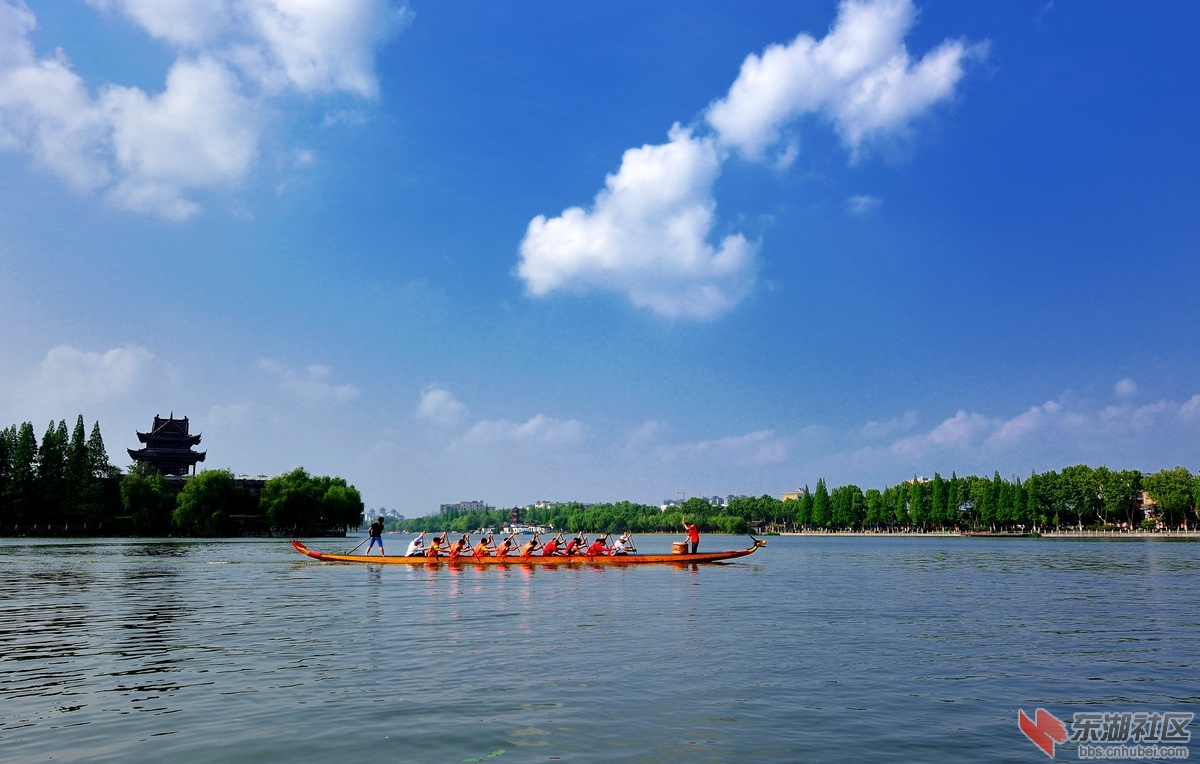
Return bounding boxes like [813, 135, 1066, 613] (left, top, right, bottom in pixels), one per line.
[1, 0, 1198, 515]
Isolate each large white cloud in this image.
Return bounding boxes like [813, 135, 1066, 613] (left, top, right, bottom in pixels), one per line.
[707, 0, 984, 162]
[90, 0, 406, 97]
[0, 0, 407, 219]
[0, 344, 156, 428]
[518, 0, 982, 319]
[519, 124, 755, 319]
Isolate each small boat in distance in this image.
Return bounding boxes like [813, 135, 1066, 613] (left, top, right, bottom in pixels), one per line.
[289, 537, 766, 566]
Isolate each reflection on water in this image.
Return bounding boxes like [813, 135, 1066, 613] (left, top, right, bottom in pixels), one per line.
[0, 536, 1197, 762]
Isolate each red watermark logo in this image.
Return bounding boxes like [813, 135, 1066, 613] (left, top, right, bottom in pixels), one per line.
[1019, 708, 1069, 758]
[1018, 708, 1192, 759]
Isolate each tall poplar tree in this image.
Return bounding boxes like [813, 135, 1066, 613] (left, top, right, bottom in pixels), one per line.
[811, 478, 830, 529]
[36, 420, 68, 524]
[4, 422, 38, 526]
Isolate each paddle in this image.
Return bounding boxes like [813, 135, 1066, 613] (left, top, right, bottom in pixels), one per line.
[346, 536, 370, 555]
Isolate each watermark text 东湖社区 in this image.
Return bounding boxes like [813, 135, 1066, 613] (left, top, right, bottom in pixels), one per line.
[1018, 708, 1192, 759]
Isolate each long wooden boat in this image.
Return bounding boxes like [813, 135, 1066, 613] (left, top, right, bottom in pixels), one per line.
[290, 538, 765, 566]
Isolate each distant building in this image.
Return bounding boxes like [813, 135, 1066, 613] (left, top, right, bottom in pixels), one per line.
[440, 500, 493, 515]
[782, 488, 808, 502]
[128, 414, 206, 476]
[660, 494, 747, 511]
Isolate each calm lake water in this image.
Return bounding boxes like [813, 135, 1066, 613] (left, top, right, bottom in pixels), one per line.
[1, 534, 1196, 763]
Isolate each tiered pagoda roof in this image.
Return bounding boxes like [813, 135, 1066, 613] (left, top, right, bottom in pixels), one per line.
[128, 413, 207, 476]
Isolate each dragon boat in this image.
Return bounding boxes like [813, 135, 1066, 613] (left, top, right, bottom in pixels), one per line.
[290, 537, 765, 566]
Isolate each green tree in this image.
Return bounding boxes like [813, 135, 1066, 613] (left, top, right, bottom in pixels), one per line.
[261, 467, 365, 533]
[830, 484, 864, 530]
[64, 416, 90, 522]
[174, 469, 244, 534]
[2, 423, 38, 526]
[795, 486, 813, 528]
[35, 420, 68, 525]
[1059, 464, 1099, 530]
[1143, 467, 1196, 529]
[908, 479, 930, 529]
[864, 488, 885, 529]
[1096, 467, 1140, 528]
[811, 478, 830, 529]
[121, 470, 175, 534]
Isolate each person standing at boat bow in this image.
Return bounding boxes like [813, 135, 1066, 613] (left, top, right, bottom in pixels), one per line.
[366, 517, 386, 555]
[682, 519, 700, 553]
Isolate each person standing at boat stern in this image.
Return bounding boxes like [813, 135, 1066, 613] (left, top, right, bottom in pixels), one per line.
[366, 517, 386, 555]
[682, 519, 699, 553]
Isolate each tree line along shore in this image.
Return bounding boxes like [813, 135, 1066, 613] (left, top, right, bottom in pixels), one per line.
[3, 416, 1198, 537]
[394, 465, 1199, 536]
[0, 417, 362, 536]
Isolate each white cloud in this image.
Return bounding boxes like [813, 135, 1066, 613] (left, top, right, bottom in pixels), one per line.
[658, 429, 789, 467]
[257, 359, 359, 404]
[867, 388, 1199, 466]
[0, 345, 155, 427]
[1114, 378, 1138, 398]
[858, 410, 916, 440]
[518, 0, 981, 319]
[519, 124, 755, 320]
[0, 4, 111, 190]
[0, 0, 407, 218]
[845, 193, 882, 215]
[34, 344, 154, 404]
[459, 414, 586, 447]
[890, 409, 998, 457]
[101, 56, 259, 219]
[986, 400, 1060, 447]
[706, 0, 984, 162]
[415, 385, 467, 427]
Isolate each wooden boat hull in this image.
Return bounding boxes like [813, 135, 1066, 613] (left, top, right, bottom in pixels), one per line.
[290, 538, 765, 565]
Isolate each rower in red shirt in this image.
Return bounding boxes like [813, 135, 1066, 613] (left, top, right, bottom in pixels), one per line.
[563, 534, 585, 556]
[542, 532, 564, 556]
[585, 534, 610, 557]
